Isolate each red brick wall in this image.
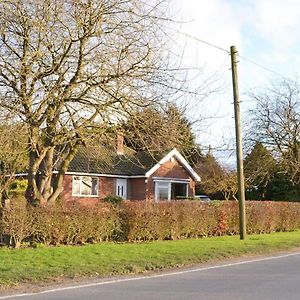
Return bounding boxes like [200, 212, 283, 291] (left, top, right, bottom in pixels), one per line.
[128, 178, 146, 200]
[152, 157, 192, 178]
[60, 175, 115, 205]
[99, 177, 115, 198]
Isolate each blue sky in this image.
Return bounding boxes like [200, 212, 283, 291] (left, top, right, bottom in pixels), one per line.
[169, 0, 300, 166]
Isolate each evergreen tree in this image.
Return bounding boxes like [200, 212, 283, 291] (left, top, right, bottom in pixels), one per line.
[123, 104, 199, 159]
[244, 142, 276, 200]
[266, 172, 300, 201]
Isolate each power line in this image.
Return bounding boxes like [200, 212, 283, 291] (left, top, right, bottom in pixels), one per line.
[237, 54, 283, 78]
[176, 30, 230, 54]
[176, 30, 284, 78]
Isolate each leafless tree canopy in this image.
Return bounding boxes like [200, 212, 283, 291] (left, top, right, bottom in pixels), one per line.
[0, 0, 187, 203]
[247, 79, 300, 183]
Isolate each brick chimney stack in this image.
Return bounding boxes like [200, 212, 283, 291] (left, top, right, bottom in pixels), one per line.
[116, 131, 124, 155]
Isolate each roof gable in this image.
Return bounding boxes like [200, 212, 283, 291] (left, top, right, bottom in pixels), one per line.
[145, 148, 201, 181]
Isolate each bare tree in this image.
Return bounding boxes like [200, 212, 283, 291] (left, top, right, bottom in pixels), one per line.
[0, 0, 192, 204]
[247, 79, 300, 183]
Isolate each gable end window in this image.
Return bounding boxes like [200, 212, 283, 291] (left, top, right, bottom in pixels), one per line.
[72, 176, 99, 197]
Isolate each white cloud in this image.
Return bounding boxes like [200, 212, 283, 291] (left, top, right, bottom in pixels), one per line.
[171, 0, 243, 67]
[254, 0, 300, 48]
[250, 0, 300, 72]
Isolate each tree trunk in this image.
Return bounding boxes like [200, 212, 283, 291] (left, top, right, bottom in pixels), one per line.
[48, 144, 80, 204]
[39, 147, 55, 202]
[26, 150, 40, 206]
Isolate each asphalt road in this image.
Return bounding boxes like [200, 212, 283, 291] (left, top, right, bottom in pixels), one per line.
[2, 251, 300, 300]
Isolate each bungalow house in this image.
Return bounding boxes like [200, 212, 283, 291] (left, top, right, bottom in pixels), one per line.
[60, 136, 201, 204]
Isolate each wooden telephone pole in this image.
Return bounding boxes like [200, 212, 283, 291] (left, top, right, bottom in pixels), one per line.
[230, 45, 246, 240]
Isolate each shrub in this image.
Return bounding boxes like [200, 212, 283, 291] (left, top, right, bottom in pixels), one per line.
[9, 179, 27, 193]
[121, 200, 300, 241]
[2, 199, 300, 247]
[121, 201, 220, 241]
[103, 195, 123, 205]
[1, 197, 34, 248]
[33, 203, 122, 245]
[8, 179, 28, 197]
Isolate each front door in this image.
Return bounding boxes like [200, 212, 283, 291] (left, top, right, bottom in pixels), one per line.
[116, 178, 127, 199]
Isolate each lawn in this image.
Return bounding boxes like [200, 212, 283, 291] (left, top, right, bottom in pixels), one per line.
[1, 231, 300, 287]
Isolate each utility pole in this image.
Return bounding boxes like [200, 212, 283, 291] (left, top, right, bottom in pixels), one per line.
[230, 45, 246, 240]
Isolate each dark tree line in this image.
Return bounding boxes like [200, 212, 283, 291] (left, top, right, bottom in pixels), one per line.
[245, 79, 300, 201]
[244, 142, 300, 201]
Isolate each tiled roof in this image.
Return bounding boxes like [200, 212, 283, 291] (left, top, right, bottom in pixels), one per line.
[67, 146, 159, 176]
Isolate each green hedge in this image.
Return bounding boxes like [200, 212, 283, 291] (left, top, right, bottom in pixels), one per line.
[1, 200, 300, 248]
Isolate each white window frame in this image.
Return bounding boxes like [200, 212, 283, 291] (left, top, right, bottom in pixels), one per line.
[155, 181, 171, 201]
[72, 176, 99, 197]
[154, 179, 189, 202]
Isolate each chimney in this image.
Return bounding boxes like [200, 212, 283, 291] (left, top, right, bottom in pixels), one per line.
[116, 131, 124, 155]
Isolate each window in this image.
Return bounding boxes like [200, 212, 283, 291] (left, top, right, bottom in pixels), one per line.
[155, 182, 170, 201]
[171, 182, 188, 199]
[155, 180, 189, 201]
[72, 176, 98, 196]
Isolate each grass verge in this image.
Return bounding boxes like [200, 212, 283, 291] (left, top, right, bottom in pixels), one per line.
[1, 231, 300, 287]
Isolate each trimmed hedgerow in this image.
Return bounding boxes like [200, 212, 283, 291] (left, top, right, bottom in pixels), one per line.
[1, 200, 300, 247]
[31, 203, 122, 245]
[0, 201, 122, 247]
[121, 201, 220, 241]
